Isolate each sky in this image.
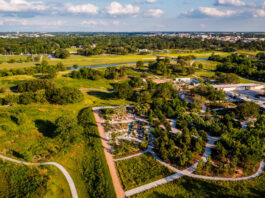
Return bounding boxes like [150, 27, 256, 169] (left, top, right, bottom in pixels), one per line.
[0, 0, 265, 32]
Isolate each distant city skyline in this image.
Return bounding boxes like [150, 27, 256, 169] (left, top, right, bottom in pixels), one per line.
[0, 0, 264, 32]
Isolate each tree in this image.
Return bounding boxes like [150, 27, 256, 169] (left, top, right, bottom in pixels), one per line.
[113, 82, 133, 99]
[136, 61, 144, 69]
[54, 115, 82, 143]
[45, 87, 84, 105]
[55, 48, 70, 59]
[236, 102, 260, 119]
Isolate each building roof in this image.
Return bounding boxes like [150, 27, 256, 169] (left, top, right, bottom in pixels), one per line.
[213, 84, 263, 88]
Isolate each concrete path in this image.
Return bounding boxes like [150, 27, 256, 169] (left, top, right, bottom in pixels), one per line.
[124, 134, 265, 197]
[93, 110, 125, 198]
[0, 154, 78, 198]
[114, 148, 150, 162]
[125, 173, 183, 197]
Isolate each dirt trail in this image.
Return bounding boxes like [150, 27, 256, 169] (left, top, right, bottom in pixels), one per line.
[93, 110, 125, 198]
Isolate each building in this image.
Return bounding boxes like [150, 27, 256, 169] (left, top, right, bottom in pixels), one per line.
[213, 84, 264, 91]
[175, 78, 199, 86]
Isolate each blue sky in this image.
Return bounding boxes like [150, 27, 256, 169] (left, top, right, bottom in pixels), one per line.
[0, 0, 264, 32]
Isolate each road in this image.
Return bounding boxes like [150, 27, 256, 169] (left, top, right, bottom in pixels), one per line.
[0, 154, 78, 198]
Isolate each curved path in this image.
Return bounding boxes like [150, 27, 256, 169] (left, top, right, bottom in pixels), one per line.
[0, 154, 78, 198]
[114, 148, 151, 162]
[124, 134, 265, 197]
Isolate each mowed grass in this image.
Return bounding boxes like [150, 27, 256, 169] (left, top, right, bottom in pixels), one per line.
[0, 52, 231, 70]
[0, 75, 35, 89]
[158, 51, 230, 58]
[0, 55, 28, 61]
[116, 153, 174, 191]
[236, 50, 265, 56]
[195, 60, 218, 71]
[132, 173, 265, 198]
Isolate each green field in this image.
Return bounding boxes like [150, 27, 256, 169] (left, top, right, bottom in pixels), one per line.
[0, 51, 231, 70]
[0, 55, 28, 61]
[0, 97, 119, 197]
[0, 50, 263, 197]
[116, 153, 174, 191]
[132, 173, 265, 198]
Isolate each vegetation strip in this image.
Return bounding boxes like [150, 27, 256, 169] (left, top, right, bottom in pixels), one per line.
[0, 154, 78, 198]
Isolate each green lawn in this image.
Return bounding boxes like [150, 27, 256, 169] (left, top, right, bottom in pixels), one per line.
[195, 60, 218, 71]
[132, 173, 265, 198]
[116, 153, 174, 191]
[0, 52, 232, 70]
[0, 55, 28, 61]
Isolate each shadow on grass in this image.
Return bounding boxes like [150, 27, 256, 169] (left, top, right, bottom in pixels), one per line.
[35, 119, 56, 138]
[87, 91, 115, 100]
[181, 177, 233, 198]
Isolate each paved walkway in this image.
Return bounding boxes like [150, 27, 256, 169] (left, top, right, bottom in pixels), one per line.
[93, 110, 125, 198]
[93, 106, 265, 197]
[125, 135, 265, 197]
[0, 154, 78, 198]
[114, 148, 150, 162]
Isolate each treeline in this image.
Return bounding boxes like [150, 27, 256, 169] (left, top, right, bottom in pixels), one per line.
[1, 36, 265, 55]
[149, 58, 196, 76]
[70, 67, 127, 80]
[0, 61, 67, 78]
[0, 79, 84, 105]
[210, 53, 265, 82]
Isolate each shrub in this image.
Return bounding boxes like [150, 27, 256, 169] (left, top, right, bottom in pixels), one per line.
[45, 87, 84, 105]
[17, 79, 55, 92]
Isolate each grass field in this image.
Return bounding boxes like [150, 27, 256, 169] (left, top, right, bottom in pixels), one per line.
[0, 50, 263, 197]
[116, 153, 174, 191]
[0, 55, 29, 61]
[0, 95, 121, 197]
[0, 51, 231, 70]
[195, 60, 218, 71]
[132, 173, 265, 198]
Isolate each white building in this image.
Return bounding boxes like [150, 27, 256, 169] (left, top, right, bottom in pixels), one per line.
[175, 78, 199, 85]
[213, 84, 264, 92]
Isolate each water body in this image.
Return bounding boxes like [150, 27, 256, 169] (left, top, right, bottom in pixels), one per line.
[68, 58, 209, 71]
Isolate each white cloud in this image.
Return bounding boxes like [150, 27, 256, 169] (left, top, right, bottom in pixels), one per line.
[65, 3, 99, 15]
[182, 7, 237, 18]
[200, 24, 206, 29]
[112, 20, 121, 25]
[106, 1, 140, 15]
[146, 0, 157, 3]
[145, 9, 164, 18]
[81, 20, 108, 26]
[0, 0, 48, 12]
[253, 9, 265, 18]
[0, 18, 65, 26]
[0, 0, 99, 16]
[215, 0, 256, 7]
